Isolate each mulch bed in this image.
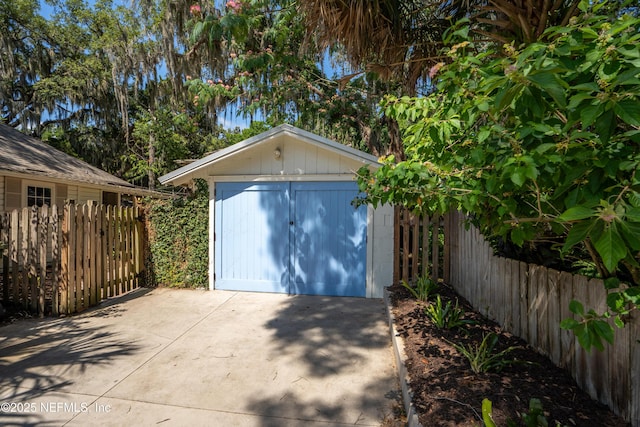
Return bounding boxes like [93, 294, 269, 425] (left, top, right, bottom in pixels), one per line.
[389, 282, 630, 426]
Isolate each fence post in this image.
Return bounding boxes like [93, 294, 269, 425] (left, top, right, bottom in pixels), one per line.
[38, 205, 48, 317]
[74, 205, 83, 312]
[95, 204, 104, 301]
[69, 203, 78, 313]
[28, 206, 39, 313]
[19, 208, 28, 309]
[1, 213, 8, 301]
[402, 210, 410, 281]
[443, 211, 451, 284]
[431, 215, 440, 282]
[60, 205, 69, 315]
[124, 206, 131, 292]
[10, 210, 19, 304]
[116, 206, 123, 294]
[51, 205, 60, 316]
[108, 205, 116, 296]
[104, 205, 111, 297]
[422, 215, 430, 281]
[134, 204, 142, 288]
[86, 205, 94, 306]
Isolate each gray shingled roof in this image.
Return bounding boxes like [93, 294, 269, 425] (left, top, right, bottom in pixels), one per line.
[0, 123, 134, 189]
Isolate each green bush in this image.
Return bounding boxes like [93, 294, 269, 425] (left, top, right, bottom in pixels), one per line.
[358, 2, 640, 348]
[146, 179, 209, 288]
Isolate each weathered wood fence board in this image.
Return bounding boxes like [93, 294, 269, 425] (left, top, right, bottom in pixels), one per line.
[0, 203, 143, 317]
[437, 210, 639, 426]
[395, 207, 638, 425]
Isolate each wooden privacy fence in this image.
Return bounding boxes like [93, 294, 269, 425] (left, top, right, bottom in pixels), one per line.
[441, 210, 638, 425]
[0, 203, 144, 317]
[393, 207, 448, 285]
[394, 207, 639, 425]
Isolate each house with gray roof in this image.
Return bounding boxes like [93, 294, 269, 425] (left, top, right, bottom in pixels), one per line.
[0, 123, 147, 212]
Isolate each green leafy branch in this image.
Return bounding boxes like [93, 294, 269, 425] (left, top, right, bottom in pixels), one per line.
[357, 1, 640, 349]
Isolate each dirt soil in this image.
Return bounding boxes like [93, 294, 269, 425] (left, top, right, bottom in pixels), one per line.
[389, 282, 630, 426]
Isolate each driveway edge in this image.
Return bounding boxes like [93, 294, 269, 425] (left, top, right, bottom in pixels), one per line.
[383, 289, 423, 427]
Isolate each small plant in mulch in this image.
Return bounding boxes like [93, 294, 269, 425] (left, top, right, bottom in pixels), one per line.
[483, 397, 568, 427]
[450, 332, 522, 374]
[400, 275, 438, 302]
[389, 281, 629, 426]
[424, 294, 472, 329]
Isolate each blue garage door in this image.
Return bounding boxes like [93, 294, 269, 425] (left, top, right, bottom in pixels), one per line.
[214, 181, 367, 297]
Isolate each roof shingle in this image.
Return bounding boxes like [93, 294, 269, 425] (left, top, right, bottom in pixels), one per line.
[0, 123, 133, 188]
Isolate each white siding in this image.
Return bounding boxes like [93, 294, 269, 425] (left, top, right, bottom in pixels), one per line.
[77, 186, 101, 205]
[67, 185, 79, 204]
[202, 134, 367, 177]
[368, 204, 394, 298]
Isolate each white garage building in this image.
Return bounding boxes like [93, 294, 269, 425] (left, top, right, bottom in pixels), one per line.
[159, 124, 393, 298]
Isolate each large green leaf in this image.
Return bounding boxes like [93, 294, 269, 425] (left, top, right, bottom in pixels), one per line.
[619, 221, 640, 250]
[569, 299, 585, 315]
[580, 103, 604, 127]
[593, 223, 628, 273]
[558, 206, 595, 221]
[618, 44, 640, 59]
[593, 319, 614, 346]
[614, 99, 640, 127]
[627, 207, 640, 221]
[511, 169, 526, 186]
[562, 220, 594, 252]
[526, 71, 567, 108]
[595, 109, 616, 143]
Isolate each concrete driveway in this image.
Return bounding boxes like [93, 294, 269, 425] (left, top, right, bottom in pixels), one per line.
[0, 288, 400, 426]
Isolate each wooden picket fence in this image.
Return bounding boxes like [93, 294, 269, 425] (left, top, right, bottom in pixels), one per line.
[0, 203, 144, 317]
[394, 207, 640, 425]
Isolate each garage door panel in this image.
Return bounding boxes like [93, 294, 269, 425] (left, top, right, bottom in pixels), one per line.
[215, 182, 289, 292]
[292, 182, 367, 297]
[215, 181, 366, 297]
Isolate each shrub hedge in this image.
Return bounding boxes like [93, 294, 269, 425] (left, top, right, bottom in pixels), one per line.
[146, 179, 209, 288]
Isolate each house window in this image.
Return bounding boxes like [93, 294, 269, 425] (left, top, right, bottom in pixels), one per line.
[27, 186, 52, 207]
